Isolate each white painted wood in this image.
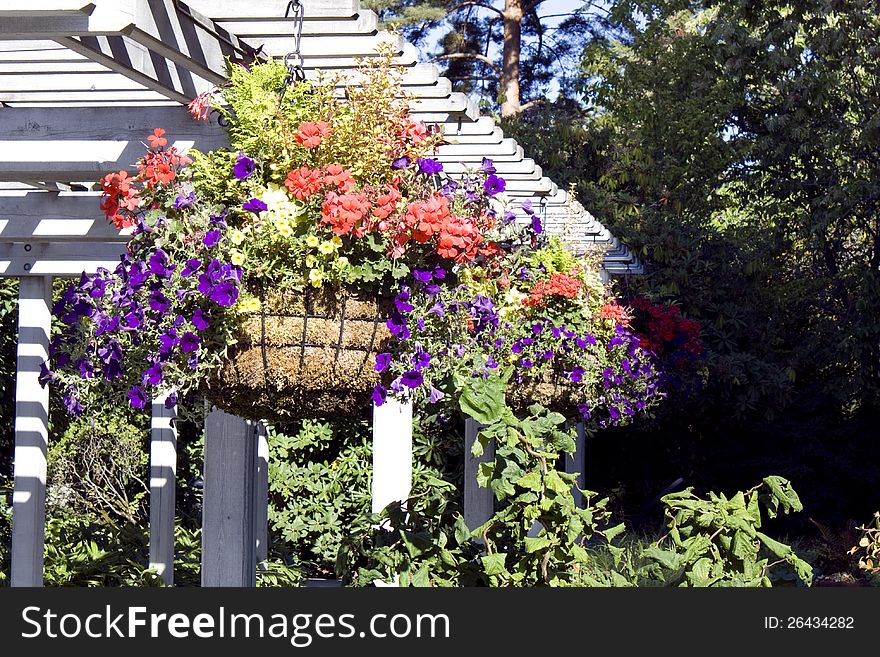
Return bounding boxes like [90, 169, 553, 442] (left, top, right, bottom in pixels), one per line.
[184, 0, 361, 19]
[564, 422, 587, 509]
[10, 275, 52, 587]
[0, 258, 121, 276]
[55, 35, 207, 103]
[440, 116, 496, 136]
[0, 71, 152, 91]
[217, 14, 379, 37]
[371, 398, 413, 514]
[248, 31, 404, 58]
[464, 419, 494, 533]
[149, 392, 177, 585]
[253, 420, 269, 564]
[202, 408, 257, 587]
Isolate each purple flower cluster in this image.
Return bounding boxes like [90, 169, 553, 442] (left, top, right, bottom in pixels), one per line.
[44, 213, 241, 414]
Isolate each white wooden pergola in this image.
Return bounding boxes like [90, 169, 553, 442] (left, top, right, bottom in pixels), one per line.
[1, 0, 642, 587]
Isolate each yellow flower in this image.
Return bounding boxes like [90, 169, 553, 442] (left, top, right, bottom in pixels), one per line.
[308, 269, 324, 287]
[229, 229, 245, 245]
[331, 235, 343, 247]
[336, 256, 350, 269]
[306, 235, 320, 248]
[239, 297, 261, 313]
[276, 221, 293, 238]
[230, 250, 245, 266]
[318, 241, 336, 255]
[306, 254, 316, 268]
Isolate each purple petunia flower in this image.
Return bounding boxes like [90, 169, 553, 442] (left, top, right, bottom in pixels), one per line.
[209, 281, 238, 307]
[143, 361, 163, 386]
[522, 199, 535, 215]
[159, 328, 178, 352]
[128, 385, 148, 409]
[531, 214, 543, 234]
[569, 367, 584, 383]
[375, 352, 391, 373]
[480, 157, 496, 175]
[182, 258, 202, 278]
[401, 370, 424, 388]
[173, 191, 196, 209]
[149, 290, 170, 314]
[164, 392, 178, 409]
[413, 350, 431, 370]
[412, 269, 433, 283]
[520, 358, 534, 369]
[391, 156, 410, 170]
[179, 331, 199, 353]
[428, 385, 444, 404]
[149, 249, 173, 278]
[428, 300, 445, 318]
[77, 358, 94, 379]
[532, 322, 543, 335]
[192, 308, 210, 331]
[243, 198, 268, 214]
[38, 362, 54, 387]
[483, 174, 506, 196]
[63, 388, 83, 416]
[203, 230, 221, 247]
[417, 158, 443, 175]
[387, 313, 409, 339]
[233, 152, 256, 180]
[371, 384, 387, 406]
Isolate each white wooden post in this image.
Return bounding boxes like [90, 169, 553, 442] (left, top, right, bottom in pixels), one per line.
[564, 421, 587, 509]
[201, 408, 256, 587]
[10, 275, 52, 587]
[371, 399, 413, 514]
[149, 393, 177, 585]
[464, 419, 494, 532]
[253, 420, 269, 565]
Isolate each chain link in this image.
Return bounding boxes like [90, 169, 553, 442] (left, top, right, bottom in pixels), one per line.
[281, 0, 306, 97]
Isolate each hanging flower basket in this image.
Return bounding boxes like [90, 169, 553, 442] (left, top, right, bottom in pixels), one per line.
[43, 47, 672, 432]
[203, 287, 393, 421]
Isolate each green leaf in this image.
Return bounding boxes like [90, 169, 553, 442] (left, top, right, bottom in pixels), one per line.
[458, 373, 507, 424]
[481, 553, 508, 576]
[524, 536, 553, 553]
[516, 471, 543, 491]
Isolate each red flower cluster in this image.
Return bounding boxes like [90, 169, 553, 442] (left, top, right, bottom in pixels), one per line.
[99, 129, 191, 229]
[599, 302, 631, 327]
[295, 121, 331, 149]
[523, 273, 583, 307]
[392, 193, 490, 262]
[99, 170, 140, 229]
[284, 165, 355, 201]
[630, 298, 703, 356]
[138, 130, 192, 189]
[321, 191, 370, 236]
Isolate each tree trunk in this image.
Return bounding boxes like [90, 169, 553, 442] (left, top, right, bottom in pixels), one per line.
[500, 0, 523, 118]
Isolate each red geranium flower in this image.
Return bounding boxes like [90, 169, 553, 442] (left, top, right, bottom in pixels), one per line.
[147, 128, 167, 149]
[295, 121, 331, 149]
[285, 166, 324, 200]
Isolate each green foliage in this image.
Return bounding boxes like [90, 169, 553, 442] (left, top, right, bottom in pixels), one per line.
[638, 477, 813, 587]
[267, 420, 373, 576]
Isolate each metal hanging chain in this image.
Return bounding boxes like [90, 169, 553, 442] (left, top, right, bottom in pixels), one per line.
[281, 0, 306, 97]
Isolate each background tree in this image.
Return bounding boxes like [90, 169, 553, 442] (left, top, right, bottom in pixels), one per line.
[365, 0, 603, 115]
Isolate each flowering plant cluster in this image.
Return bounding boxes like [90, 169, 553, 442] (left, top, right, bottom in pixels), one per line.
[43, 54, 666, 432]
